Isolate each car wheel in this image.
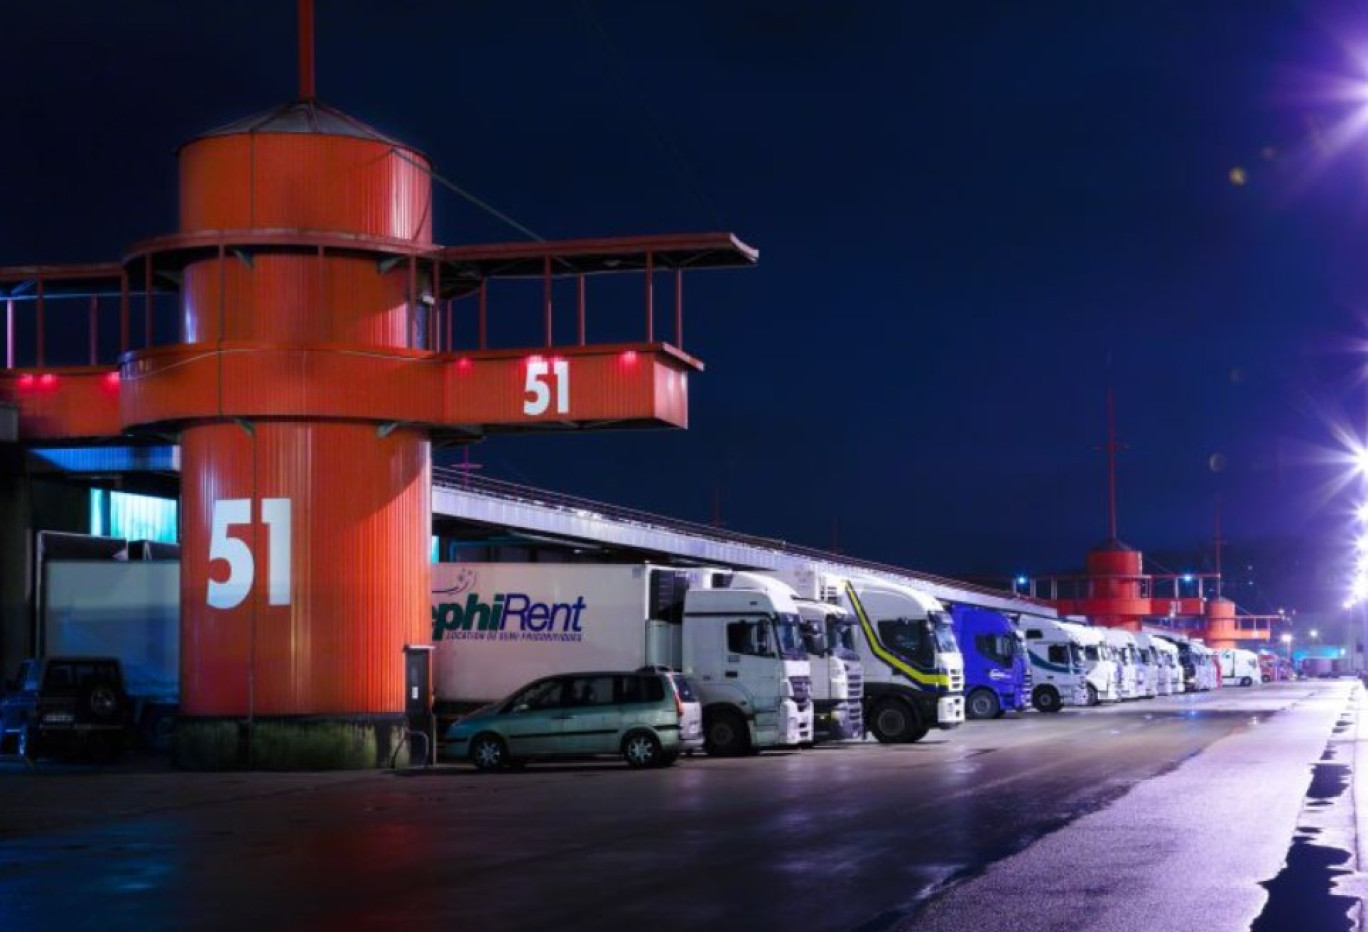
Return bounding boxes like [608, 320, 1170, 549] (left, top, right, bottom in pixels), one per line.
[966, 688, 1001, 720]
[622, 731, 663, 769]
[868, 698, 922, 743]
[470, 734, 508, 772]
[1033, 686, 1062, 714]
[704, 711, 750, 757]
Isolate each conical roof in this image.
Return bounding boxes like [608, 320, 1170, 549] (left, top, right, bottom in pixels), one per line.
[185, 98, 414, 151]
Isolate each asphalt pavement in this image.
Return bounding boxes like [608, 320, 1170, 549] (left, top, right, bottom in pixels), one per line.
[0, 680, 1361, 932]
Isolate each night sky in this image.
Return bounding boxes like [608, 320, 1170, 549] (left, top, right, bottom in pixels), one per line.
[6, 1, 1368, 613]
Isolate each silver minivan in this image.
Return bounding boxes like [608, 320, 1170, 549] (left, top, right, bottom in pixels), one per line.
[443, 669, 700, 771]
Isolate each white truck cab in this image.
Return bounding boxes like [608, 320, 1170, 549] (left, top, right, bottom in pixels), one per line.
[684, 574, 816, 751]
[1218, 647, 1261, 687]
[1101, 628, 1140, 700]
[1130, 631, 1161, 699]
[1147, 634, 1182, 695]
[1020, 618, 1105, 710]
[794, 598, 863, 741]
[841, 576, 965, 742]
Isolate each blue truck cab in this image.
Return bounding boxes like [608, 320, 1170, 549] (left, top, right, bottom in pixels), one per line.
[949, 604, 1031, 719]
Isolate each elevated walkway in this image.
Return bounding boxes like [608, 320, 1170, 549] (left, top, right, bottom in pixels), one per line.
[432, 467, 1050, 617]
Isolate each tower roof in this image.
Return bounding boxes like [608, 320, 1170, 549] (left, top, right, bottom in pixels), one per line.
[186, 99, 412, 150]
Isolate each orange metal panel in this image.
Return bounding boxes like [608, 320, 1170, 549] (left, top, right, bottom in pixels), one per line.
[0, 368, 122, 439]
[443, 346, 696, 427]
[119, 343, 696, 433]
[180, 421, 430, 717]
[119, 343, 442, 427]
[179, 134, 432, 242]
[182, 255, 412, 348]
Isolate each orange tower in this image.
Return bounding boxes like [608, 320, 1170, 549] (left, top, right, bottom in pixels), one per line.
[1026, 392, 1269, 647]
[0, 4, 755, 767]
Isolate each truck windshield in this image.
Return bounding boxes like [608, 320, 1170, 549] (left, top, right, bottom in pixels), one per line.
[1084, 645, 1101, 662]
[801, 625, 827, 657]
[876, 618, 935, 668]
[774, 615, 808, 661]
[929, 612, 958, 653]
[828, 621, 857, 654]
[1068, 643, 1084, 666]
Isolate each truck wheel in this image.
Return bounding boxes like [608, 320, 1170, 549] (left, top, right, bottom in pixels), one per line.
[622, 731, 663, 769]
[470, 734, 508, 772]
[966, 688, 1000, 720]
[1086, 684, 1099, 707]
[704, 711, 750, 757]
[1240, 677, 1253, 687]
[1033, 686, 1063, 714]
[868, 698, 922, 743]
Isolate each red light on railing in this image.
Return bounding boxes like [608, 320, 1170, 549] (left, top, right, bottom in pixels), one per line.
[456, 357, 472, 372]
[619, 350, 638, 366]
[38, 373, 56, 388]
[104, 371, 120, 388]
[17, 373, 34, 389]
[525, 354, 544, 368]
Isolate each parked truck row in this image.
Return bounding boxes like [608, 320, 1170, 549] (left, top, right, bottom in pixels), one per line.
[0, 553, 1270, 765]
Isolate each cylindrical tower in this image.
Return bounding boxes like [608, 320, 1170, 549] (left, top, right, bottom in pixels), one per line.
[169, 102, 435, 768]
[1084, 542, 1145, 630]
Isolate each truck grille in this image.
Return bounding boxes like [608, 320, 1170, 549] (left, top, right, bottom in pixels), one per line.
[790, 675, 812, 708]
[948, 669, 964, 693]
[846, 671, 863, 703]
[1022, 667, 1033, 689]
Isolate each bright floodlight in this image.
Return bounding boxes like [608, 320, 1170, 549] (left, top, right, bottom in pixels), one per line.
[1280, 633, 1292, 644]
[1357, 501, 1368, 523]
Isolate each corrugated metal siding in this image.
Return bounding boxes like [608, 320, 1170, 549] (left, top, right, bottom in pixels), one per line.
[183, 255, 410, 348]
[180, 422, 430, 717]
[1, 370, 122, 440]
[179, 134, 432, 242]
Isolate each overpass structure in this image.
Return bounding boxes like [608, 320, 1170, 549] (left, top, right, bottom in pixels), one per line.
[431, 466, 1054, 618]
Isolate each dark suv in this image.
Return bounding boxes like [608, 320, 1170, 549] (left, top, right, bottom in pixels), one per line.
[1, 657, 132, 761]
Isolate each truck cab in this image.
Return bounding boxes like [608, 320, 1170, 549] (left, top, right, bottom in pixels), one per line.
[682, 576, 815, 754]
[1021, 619, 1095, 710]
[1149, 634, 1183, 694]
[840, 576, 965, 743]
[1127, 629, 1160, 695]
[1101, 628, 1140, 700]
[795, 598, 864, 741]
[950, 604, 1030, 719]
[1219, 648, 1260, 687]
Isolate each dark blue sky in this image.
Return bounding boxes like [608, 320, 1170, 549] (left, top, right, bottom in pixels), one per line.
[6, 2, 1368, 610]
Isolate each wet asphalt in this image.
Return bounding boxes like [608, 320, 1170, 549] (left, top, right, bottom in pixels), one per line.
[0, 680, 1360, 932]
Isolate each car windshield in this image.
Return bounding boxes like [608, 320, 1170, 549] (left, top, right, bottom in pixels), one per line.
[775, 615, 807, 661]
